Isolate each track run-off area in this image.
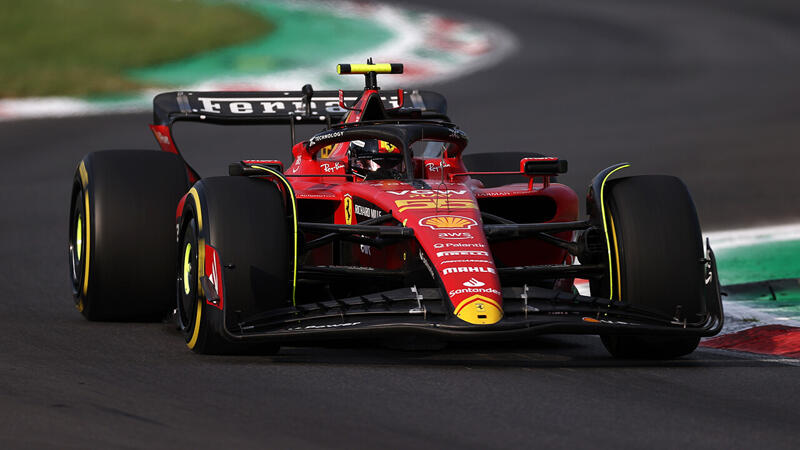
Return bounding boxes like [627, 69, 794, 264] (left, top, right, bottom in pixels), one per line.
[0, 0, 515, 119]
[2, 0, 800, 448]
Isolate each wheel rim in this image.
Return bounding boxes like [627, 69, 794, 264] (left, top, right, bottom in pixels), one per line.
[69, 189, 84, 292]
[177, 220, 198, 330]
[69, 212, 82, 281]
[76, 217, 82, 261]
[182, 242, 192, 295]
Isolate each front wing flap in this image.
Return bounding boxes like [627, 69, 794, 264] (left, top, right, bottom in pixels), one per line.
[218, 241, 723, 345]
[223, 277, 723, 345]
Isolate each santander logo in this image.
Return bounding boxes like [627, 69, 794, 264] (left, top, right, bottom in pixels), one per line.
[463, 278, 485, 288]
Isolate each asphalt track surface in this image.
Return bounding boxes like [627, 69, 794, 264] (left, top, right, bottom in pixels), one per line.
[2, 0, 800, 448]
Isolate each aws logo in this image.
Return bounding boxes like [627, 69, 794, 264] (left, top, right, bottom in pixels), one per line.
[438, 232, 473, 240]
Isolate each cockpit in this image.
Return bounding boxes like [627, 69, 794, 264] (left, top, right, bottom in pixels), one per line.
[305, 122, 468, 181]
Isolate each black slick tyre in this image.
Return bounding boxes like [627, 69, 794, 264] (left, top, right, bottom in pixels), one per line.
[177, 176, 289, 354]
[69, 150, 190, 321]
[593, 175, 705, 359]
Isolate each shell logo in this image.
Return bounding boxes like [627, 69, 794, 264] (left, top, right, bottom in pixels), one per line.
[419, 215, 478, 230]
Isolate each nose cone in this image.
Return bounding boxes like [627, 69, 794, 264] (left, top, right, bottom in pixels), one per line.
[454, 294, 503, 325]
[366, 182, 505, 325]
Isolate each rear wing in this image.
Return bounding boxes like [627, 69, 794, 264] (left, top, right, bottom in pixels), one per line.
[152, 89, 447, 126]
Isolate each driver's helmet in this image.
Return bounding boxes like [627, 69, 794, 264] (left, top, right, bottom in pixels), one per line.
[376, 140, 400, 154]
[349, 139, 403, 177]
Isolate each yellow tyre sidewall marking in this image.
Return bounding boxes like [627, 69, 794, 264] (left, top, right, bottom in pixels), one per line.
[251, 165, 298, 306]
[608, 211, 622, 301]
[82, 192, 90, 296]
[187, 298, 203, 350]
[599, 164, 629, 299]
[187, 188, 204, 349]
[78, 161, 91, 302]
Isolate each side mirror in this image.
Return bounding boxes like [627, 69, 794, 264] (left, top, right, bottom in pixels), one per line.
[521, 157, 568, 175]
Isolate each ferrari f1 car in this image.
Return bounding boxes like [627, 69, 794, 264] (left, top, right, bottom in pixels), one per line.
[69, 62, 723, 358]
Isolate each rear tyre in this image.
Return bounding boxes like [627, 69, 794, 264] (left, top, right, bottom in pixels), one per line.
[462, 151, 546, 188]
[177, 176, 289, 354]
[592, 175, 704, 359]
[69, 150, 189, 321]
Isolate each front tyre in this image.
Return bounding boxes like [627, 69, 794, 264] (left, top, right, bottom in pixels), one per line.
[177, 177, 290, 354]
[176, 215, 229, 353]
[593, 175, 705, 359]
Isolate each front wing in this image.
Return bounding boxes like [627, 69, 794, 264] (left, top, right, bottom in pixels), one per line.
[220, 255, 723, 345]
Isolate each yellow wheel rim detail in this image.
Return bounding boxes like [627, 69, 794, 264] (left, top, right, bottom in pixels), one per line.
[76, 215, 83, 261]
[183, 242, 192, 295]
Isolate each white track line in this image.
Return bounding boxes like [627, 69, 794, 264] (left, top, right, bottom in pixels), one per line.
[704, 223, 800, 250]
[577, 223, 800, 333]
[708, 223, 800, 333]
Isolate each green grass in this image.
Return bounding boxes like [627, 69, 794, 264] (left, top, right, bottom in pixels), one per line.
[715, 240, 800, 285]
[0, 0, 273, 97]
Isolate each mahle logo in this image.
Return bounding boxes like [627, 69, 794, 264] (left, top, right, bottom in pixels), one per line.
[442, 266, 496, 275]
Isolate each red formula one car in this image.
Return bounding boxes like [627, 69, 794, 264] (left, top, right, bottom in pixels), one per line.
[69, 62, 723, 358]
